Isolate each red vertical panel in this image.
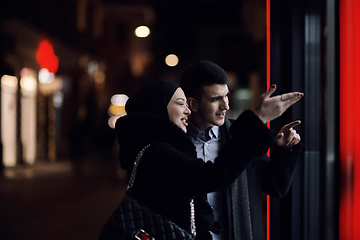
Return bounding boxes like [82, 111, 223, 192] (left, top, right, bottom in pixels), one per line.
[352, 0, 360, 238]
[339, 0, 353, 238]
[339, 0, 360, 239]
[266, 0, 271, 240]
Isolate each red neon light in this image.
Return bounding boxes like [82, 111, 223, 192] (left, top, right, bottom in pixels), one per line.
[266, 0, 271, 239]
[36, 40, 59, 74]
[339, 0, 360, 239]
[266, 0, 271, 92]
[353, 1, 360, 237]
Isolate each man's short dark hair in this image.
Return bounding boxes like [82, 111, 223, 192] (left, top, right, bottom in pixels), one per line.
[180, 60, 229, 99]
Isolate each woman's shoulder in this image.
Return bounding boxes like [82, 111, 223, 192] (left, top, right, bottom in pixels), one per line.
[147, 139, 197, 160]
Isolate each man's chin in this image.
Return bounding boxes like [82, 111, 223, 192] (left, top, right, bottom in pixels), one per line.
[214, 119, 225, 126]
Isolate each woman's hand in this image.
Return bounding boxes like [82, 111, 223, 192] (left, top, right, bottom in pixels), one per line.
[254, 84, 304, 124]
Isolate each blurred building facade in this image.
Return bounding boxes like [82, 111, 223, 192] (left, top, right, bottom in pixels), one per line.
[0, 0, 159, 167]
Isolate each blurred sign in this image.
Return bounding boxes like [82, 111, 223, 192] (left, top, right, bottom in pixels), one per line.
[36, 40, 59, 74]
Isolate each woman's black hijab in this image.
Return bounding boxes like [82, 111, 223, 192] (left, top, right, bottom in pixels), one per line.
[125, 80, 180, 119]
[117, 81, 180, 169]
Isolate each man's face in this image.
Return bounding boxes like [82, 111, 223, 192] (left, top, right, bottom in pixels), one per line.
[195, 84, 230, 131]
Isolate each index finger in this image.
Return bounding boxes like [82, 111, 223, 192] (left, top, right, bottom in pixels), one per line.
[283, 120, 301, 129]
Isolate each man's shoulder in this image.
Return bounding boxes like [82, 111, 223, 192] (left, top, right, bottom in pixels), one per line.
[222, 118, 235, 129]
[228, 118, 236, 124]
[219, 118, 234, 138]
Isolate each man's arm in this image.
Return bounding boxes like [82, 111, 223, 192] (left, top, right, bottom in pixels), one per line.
[258, 121, 303, 197]
[259, 118, 304, 198]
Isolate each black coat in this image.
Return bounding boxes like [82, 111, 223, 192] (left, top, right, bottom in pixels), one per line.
[114, 110, 276, 239]
[220, 118, 304, 240]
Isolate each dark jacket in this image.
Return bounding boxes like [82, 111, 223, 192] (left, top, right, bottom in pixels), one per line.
[113, 110, 276, 239]
[220, 118, 304, 240]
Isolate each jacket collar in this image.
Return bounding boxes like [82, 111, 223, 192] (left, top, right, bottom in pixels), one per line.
[187, 121, 219, 141]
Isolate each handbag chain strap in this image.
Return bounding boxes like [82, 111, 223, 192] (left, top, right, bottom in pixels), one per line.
[127, 143, 196, 238]
[127, 144, 151, 191]
[190, 198, 196, 237]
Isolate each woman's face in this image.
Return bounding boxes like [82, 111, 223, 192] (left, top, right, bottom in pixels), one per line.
[167, 88, 191, 132]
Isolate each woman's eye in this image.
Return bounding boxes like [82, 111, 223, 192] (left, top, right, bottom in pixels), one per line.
[176, 102, 184, 106]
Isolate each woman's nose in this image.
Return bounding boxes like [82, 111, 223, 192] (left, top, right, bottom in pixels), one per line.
[184, 104, 191, 115]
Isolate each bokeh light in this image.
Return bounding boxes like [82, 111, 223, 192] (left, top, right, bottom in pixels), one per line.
[111, 94, 129, 106]
[108, 115, 122, 129]
[94, 71, 105, 85]
[36, 40, 59, 74]
[53, 92, 64, 108]
[108, 105, 126, 116]
[20, 76, 37, 91]
[165, 54, 179, 67]
[108, 94, 129, 128]
[86, 60, 98, 77]
[38, 68, 55, 84]
[135, 26, 150, 38]
[1, 75, 18, 87]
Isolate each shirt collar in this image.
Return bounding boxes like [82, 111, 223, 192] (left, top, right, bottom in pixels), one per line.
[187, 121, 219, 141]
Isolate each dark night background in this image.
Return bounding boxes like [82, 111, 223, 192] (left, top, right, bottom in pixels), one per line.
[0, 0, 267, 239]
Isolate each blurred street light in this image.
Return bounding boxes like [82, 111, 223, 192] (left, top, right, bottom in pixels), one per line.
[165, 54, 179, 67]
[135, 26, 150, 38]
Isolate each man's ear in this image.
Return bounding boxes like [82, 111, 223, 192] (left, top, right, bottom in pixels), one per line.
[187, 97, 198, 112]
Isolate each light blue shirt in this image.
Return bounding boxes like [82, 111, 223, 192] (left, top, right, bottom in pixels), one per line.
[187, 123, 220, 163]
[187, 122, 227, 240]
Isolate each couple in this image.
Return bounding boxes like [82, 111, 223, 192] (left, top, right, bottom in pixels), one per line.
[101, 60, 304, 240]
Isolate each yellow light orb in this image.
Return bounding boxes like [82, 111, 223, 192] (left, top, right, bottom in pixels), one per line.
[1, 75, 18, 87]
[108, 104, 126, 116]
[165, 54, 179, 67]
[135, 26, 150, 38]
[20, 76, 37, 91]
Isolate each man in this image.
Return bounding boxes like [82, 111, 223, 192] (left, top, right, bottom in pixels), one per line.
[180, 60, 304, 240]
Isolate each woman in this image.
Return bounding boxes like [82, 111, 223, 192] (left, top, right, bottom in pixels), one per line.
[103, 80, 275, 239]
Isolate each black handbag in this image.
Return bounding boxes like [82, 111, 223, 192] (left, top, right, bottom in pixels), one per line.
[99, 144, 196, 240]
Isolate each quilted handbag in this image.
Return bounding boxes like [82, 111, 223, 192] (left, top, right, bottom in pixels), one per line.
[99, 144, 196, 240]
